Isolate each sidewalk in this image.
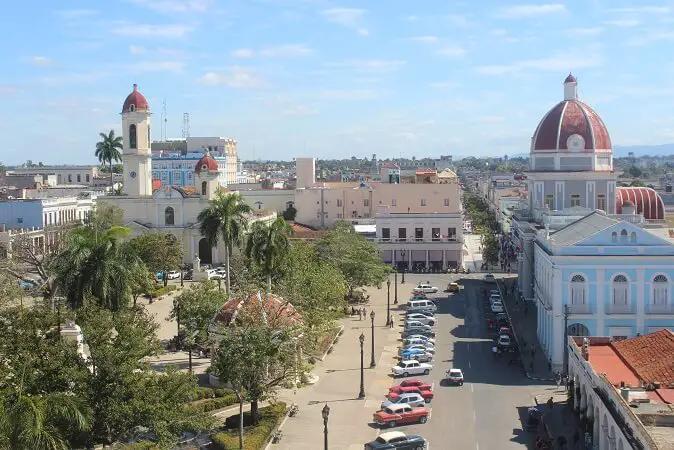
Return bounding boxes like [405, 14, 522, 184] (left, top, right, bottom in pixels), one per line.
[497, 278, 557, 382]
[534, 391, 585, 449]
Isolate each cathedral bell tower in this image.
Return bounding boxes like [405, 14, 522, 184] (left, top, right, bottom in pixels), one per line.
[121, 84, 152, 197]
[194, 152, 220, 200]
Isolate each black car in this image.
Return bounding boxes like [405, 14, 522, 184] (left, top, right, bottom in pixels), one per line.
[364, 431, 427, 449]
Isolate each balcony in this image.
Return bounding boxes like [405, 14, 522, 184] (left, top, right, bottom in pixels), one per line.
[567, 304, 591, 314]
[371, 237, 462, 244]
[607, 303, 635, 314]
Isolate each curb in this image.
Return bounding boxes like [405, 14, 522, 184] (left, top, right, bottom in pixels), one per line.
[319, 325, 345, 362]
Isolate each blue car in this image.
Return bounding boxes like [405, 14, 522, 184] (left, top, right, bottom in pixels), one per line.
[399, 348, 433, 362]
[18, 280, 37, 290]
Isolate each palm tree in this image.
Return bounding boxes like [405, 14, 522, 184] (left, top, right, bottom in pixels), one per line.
[94, 130, 123, 191]
[197, 192, 252, 296]
[53, 225, 142, 310]
[0, 391, 91, 450]
[245, 217, 293, 294]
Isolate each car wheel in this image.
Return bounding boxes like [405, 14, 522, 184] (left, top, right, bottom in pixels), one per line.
[415, 446, 424, 450]
[423, 369, 430, 375]
[388, 421, 396, 428]
[402, 372, 409, 378]
[429, 321, 435, 326]
[419, 416, 427, 424]
[424, 398, 431, 403]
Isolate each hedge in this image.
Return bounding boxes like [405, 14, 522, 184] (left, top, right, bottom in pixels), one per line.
[189, 395, 239, 413]
[210, 402, 287, 450]
[149, 285, 177, 298]
[191, 386, 236, 401]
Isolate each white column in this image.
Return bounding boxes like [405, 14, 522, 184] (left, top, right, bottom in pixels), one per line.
[636, 268, 645, 334]
[425, 249, 429, 268]
[442, 249, 446, 270]
[596, 269, 605, 335]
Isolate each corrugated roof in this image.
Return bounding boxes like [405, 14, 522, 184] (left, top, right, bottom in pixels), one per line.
[549, 212, 619, 245]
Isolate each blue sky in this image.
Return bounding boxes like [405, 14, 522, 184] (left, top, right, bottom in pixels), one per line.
[2, 0, 674, 165]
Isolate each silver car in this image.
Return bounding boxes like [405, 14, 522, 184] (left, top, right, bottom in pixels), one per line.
[405, 313, 436, 326]
[380, 392, 426, 409]
[404, 321, 433, 333]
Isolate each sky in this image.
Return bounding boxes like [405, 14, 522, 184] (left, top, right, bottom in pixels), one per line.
[2, 0, 674, 165]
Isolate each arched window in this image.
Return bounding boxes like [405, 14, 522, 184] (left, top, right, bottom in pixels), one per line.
[653, 275, 669, 306]
[611, 232, 617, 243]
[620, 229, 628, 242]
[129, 124, 137, 149]
[612, 274, 629, 305]
[129, 104, 135, 112]
[164, 207, 174, 226]
[570, 274, 586, 305]
[630, 232, 637, 242]
[201, 181, 207, 196]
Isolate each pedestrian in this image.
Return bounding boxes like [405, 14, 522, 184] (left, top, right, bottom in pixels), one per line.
[547, 396, 554, 410]
[362, 307, 367, 319]
[389, 318, 394, 328]
[358, 309, 362, 320]
[548, 358, 552, 372]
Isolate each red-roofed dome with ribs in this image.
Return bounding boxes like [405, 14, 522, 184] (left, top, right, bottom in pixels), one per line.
[122, 84, 149, 113]
[615, 187, 666, 220]
[531, 74, 611, 154]
[195, 154, 219, 173]
[210, 292, 301, 330]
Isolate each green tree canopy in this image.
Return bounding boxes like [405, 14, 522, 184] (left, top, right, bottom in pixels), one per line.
[169, 280, 227, 346]
[95, 130, 123, 190]
[128, 232, 183, 285]
[245, 216, 293, 294]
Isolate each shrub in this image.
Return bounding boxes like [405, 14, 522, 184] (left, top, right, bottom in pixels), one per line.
[211, 403, 287, 450]
[191, 386, 236, 401]
[149, 285, 177, 298]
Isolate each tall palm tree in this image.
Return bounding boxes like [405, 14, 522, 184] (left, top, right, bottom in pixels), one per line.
[94, 130, 123, 191]
[245, 216, 293, 294]
[197, 192, 252, 296]
[0, 391, 91, 450]
[53, 225, 141, 311]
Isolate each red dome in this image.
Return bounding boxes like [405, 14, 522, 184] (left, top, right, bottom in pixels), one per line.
[211, 292, 301, 328]
[532, 76, 611, 153]
[616, 187, 665, 220]
[195, 154, 219, 173]
[122, 84, 149, 113]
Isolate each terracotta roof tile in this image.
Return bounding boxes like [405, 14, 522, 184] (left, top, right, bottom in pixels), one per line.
[611, 330, 674, 386]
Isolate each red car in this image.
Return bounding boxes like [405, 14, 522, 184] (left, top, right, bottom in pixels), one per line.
[387, 386, 434, 402]
[390, 379, 431, 391]
[373, 404, 429, 428]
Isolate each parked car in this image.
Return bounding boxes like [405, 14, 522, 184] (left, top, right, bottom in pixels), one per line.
[497, 334, 512, 347]
[409, 293, 428, 301]
[18, 280, 37, 290]
[491, 301, 504, 313]
[165, 270, 181, 280]
[405, 313, 436, 326]
[489, 294, 501, 303]
[399, 349, 433, 363]
[402, 329, 435, 339]
[404, 321, 434, 334]
[490, 289, 500, 296]
[484, 273, 495, 283]
[445, 368, 464, 385]
[380, 392, 426, 409]
[399, 344, 435, 355]
[363, 431, 428, 449]
[387, 387, 434, 403]
[183, 270, 193, 281]
[373, 404, 429, 428]
[447, 282, 460, 293]
[155, 272, 164, 281]
[413, 283, 438, 294]
[389, 379, 432, 393]
[392, 360, 432, 377]
[402, 336, 435, 346]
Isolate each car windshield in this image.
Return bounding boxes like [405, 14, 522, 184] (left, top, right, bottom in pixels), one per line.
[450, 370, 461, 376]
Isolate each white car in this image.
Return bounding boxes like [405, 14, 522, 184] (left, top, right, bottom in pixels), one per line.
[165, 270, 181, 280]
[484, 273, 496, 283]
[410, 293, 428, 301]
[497, 334, 512, 347]
[399, 350, 434, 363]
[489, 290, 500, 297]
[399, 344, 435, 355]
[392, 360, 432, 377]
[402, 336, 436, 346]
[404, 321, 433, 334]
[405, 314, 436, 326]
[491, 301, 504, 313]
[414, 283, 439, 294]
[490, 295, 501, 305]
[445, 368, 464, 385]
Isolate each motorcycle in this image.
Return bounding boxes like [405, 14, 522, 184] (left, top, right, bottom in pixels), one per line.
[288, 403, 299, 417]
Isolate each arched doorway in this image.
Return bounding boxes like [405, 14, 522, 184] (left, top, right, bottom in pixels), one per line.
[198, 238, 212, 265]
[568, 323, 590, 337]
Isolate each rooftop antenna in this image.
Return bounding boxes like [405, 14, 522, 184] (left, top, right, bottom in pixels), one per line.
[182, 112, 190, 138]
[161, 99, 167, 141]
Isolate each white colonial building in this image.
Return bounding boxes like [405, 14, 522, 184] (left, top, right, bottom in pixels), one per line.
[511, 74, 674, 372]
[101, 85, 274, 265]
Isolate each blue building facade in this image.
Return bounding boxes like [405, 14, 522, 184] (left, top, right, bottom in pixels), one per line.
[151, 152, 227, 188]
[533, 212, 674, 369]
[0, 200, 43, 229]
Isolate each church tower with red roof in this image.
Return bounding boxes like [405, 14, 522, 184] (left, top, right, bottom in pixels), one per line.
[121, 84, 152, 197]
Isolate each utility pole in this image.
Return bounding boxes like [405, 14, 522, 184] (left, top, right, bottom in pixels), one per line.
[563, 304, 570, 376]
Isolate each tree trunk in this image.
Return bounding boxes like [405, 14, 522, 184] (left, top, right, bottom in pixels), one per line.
[188, 343, 193, 373]
[225, 245, 231, 297]
[235, 390, 244, 450]
[251, 398, 260, 425]
[109, 160, 114, 191]
[266, 273, 272, 295]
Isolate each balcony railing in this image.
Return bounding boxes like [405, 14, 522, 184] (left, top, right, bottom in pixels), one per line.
[567, 304, 591, 314]
[373, 237, 462, 244]
[607, 304, 635, 314]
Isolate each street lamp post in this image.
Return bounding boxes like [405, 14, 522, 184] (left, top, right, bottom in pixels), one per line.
[386, 279, 391, 326]
[322, 403, 330, 450]
[358, 333, 365, 399]
[394, 271, 398, 304]
[400, 250, 407, 283]
[370, 310, 376, 368]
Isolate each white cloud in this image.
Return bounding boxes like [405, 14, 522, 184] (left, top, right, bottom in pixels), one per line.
[437, 45, 467, 57]
[566, 27, 604, 36]
[129, 45, 147, 54]
[127, 0, 213, 13]
[112, 23, 193, 38]
[260, 44, 313, 58]
[282, 105, 318, 116]
[321, 8, 369, 35]
[30, 56, 53, 67]
[607, 6, 670, 13]
[495, 4, 566, 18]
[198, 67, 264, 88]
[602, 19, 640, 27]
[408, 36, 439, 44]
[231, 48, 254, 58]
[474, 54, 603, 75]
[129, 61, 185, 73]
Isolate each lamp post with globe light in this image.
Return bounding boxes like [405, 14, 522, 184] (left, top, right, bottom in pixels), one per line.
[386, 279, 391, 326]
[358, 333, 365, 399]
[322, 403, 330, 450]
[370, 310, 376, 368]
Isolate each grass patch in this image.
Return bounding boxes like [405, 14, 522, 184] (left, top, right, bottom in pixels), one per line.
[314, 326, 342, 357]
[149, 285, 177, 298]
[210, 402, 287, 450]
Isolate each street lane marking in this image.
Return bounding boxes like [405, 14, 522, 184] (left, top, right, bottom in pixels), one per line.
[468, 360, 472, 369]
[471, 383, 474, 393]
[473, 409, 476, 423]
